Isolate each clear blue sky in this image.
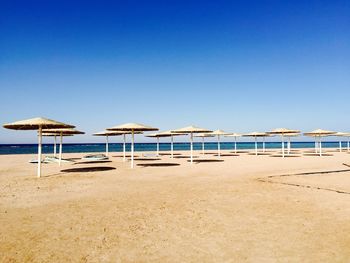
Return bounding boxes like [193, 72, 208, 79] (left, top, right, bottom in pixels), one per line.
[1, 0, 349, 143]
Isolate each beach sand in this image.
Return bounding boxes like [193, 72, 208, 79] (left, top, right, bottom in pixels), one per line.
[1, 149, 350, 262]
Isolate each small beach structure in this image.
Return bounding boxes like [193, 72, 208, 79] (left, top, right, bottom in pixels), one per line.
[304, 129, 337, 156]
[208, 129, 231, 157]
[267, 128, 300, 157]
[194, 133, 215, 155]
[93, 130, 139, 159]
[107, 123, 158, 168]
[225, 133, 241, 154]
[284, 132, 301, 154]
[3, 117, 74, 177]
[43, 128, 84, 166]
[243, 132, 269, 156]
[333, 132, 350, 152]
[171, 126, 212, 164]
[42, 132, 73, 157]
[146, 130, 184, 157]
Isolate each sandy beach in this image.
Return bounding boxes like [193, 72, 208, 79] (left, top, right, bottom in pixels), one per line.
[1, 149, 350, 262]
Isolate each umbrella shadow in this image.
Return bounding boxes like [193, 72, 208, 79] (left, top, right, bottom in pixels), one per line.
[247, 152, 272, 156]
[60, 167, 116, 173]
[213, 154, 239, 157]
[269, 155, 301, 158]
[133, 158, 161, 161]
[112, 155, 139, 158]
[173, 156, 199, 159]
[159, 153, 181, 156]
[188, 159, 224, 163]
[74, 160, 112, 165]
[303, 153, 333, 157]
[137, 163, 180, 167]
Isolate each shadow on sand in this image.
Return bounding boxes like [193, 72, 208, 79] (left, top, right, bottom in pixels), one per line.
[269, 155, 301, 158]
[137, 163, 180, 167]
[61, 167, 116, 173]
[303, 153, 333, 157]
[74, 160, 112, 164]
[188, 159, 224, 163]
[213, 154, 239, 157]
[173, 156, 199, 159]
[133, 158, 161, 161]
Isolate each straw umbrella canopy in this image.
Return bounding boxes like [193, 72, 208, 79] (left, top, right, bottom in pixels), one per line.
[3, 117, 75, 178]
[93, 130, 140, 159]
[171, 126, 212, 164]
[304, 129, 336, 156]
[42, 133, 73, 157]
[225, 133, 241, 154]
[107, 123, 158, 168]
[43, 128, 84, 166]
[267, 128, 300, 157]
[208, 129, 231, 157]
[146, 130, 184, 157]
[242, 132, 269, 156]
[332, 132, 350, 152]
[194, 133, 215, 155]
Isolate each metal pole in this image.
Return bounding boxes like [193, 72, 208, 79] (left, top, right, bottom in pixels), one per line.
[288, 137, 291, 154]
[234, 137, 237, 154]
[123, 134, 126, 162]
[262, 137, 266, 153]
[347, 137, 350, 152]
[190, 133, 193, 164]
[156, 137, 159, 156]
[106, 135, 109, 156]
[59, 133, 63, 166]
[255, 137, 258, 156]
[339, 140, 342, 152]
[218, 135, 221, 157]
[37, 126, 42, 178]
[319, 137, 322, 157]
[314, 136, 318, 153]
[131, 130, 134, 168]
[54, 135, 57, 157]
[202, 137, 205, 155]
[281, 135, 285, 158]
[171, 135, 174, 158]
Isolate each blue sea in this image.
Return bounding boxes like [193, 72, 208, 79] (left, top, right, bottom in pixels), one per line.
[0, 142, 345, 155]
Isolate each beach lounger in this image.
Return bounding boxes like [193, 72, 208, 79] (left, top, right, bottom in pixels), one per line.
[82, 154, 109, 161]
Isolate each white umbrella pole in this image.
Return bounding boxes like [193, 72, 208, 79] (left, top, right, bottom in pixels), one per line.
[314, 136, 318, 153]
[282, 135, 285, 158]
[234, 137, 237, 154]
[288, 137, 291, 154]
[59, 133, 63, 166]
[255, 137, 257, 156]
[123, 134, 126, 162]
[263, 137, 266, 153]
[201, 137, 205, 155]
[156, 137, 159, 156]
[131, 130, 134, 168]
[53, 135, 57, 157]
[339, 140, 342, 152]
[348, 138, 350, 152]
[37, 126, 42, 178]
[190, 133, 193, 164]
[218, 135, 221, 157]
[171, 135, 174, 158]
[319, 137, 322, 157]
[106, 135, 109, 156]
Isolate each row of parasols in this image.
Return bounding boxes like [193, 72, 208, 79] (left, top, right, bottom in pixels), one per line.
[3, 117, 350, 178]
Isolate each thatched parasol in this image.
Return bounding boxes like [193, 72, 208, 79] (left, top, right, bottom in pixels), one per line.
[3, 117, 74, 178]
